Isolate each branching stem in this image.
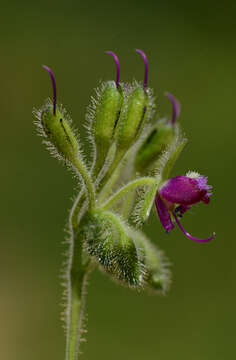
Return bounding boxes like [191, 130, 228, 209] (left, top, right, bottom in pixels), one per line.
[101, 177, 157, 210]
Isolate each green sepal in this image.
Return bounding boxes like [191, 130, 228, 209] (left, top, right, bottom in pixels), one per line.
[135, 120, 176, 174]
[39, 102, 79, 163]
[81, 209, 145, 287]
[129, 230, 171, 294]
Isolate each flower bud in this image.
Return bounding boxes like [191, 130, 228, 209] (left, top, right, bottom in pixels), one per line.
[41, 105, 79, 162]
[82, 209, 144, 287]
[92, 81, 123, 172]
[116, 85, 149, 153]
[39, 66, 79, 164]
[135, 121, 175, 173]
[135, 93, 180, 174]
[115, 50, 153, 155]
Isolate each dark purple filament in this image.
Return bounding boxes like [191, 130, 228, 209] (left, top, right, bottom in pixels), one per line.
[136, 49, 148, 91]
[165, 92, 181, 125]
[172, 211, 215, 243]
[106, 51, 120, 88]
[43, 65, 57, 116]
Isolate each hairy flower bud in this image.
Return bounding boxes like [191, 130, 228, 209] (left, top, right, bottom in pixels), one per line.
[41, 106, 79, 162]
[116, 85, 148, 153]
[135, 121, 175, 173]
[39, 66, 79, 163]
[82, 209, 144, 286]
[135, 93, 180, 174]
[92, 82, 122, 170]
[89, 52, 123, 175]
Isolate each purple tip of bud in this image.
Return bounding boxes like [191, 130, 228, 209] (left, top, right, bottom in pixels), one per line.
[172, 211, 215, 243]
[105, 51, 120, 88]
[135, 49, 148, 91]
[42, 65, 57, 116]
[165, 92, 181, 125]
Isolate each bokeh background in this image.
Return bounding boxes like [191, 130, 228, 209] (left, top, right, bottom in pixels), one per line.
[1, 0, 235, 359]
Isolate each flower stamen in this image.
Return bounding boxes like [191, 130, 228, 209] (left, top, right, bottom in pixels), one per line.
[106, 51, 120, 88]
[136, 49, 148, 91]
[171, 211, 215, 243]
[42, 65, 57, 116]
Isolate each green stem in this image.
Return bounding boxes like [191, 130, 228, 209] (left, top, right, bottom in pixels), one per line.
[73, 157, 95, 209]
[101, 177, 157, 210]
[66, 238, 87, 360]
[65, 191, 90, 360]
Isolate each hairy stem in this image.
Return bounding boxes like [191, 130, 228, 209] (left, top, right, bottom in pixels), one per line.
[73, 157, 95, 209]
[65, 193, 90, 360]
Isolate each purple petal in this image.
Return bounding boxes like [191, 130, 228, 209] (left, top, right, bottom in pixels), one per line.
[159, 176, 210, 206]
[106, 51, 120, 88]
[136, 49, 148, 91]
[165, 92, 181, 125]
[155, 195, 174, 233]
[172, 211, 215, 243]
[42, 65, 57, 116]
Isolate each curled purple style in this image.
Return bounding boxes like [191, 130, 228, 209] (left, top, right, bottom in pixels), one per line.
[171, 211, 215, 243]
[136, 49, 148, 91]
[165, 92, 181, 125]
[43, 65, 57, 116]
[106, 51, 120, 88]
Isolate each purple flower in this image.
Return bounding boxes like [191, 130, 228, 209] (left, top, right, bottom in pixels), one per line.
[155, 171, 215, 242]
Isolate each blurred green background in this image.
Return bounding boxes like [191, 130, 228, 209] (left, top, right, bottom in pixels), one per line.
[0, 0, 235, 359]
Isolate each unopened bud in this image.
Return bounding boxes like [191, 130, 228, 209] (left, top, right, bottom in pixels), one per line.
[116, 85, 149, 152]
[135, 93, 181, 174]
[135, 121, 175, 173]
[82, 209, 144, 287]
[91, 52, 123, 174]
[40, 66, 79, 163]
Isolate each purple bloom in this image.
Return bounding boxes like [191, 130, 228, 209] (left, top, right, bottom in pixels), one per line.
[155, 172, 215, 242]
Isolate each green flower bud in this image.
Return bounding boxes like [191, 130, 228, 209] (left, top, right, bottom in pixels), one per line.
[41, 105, 79, 163]
[91, 81, 123, 173]
[116, 85, 149, 153]
[82, 209, 144, 287]
[135, 120, 175, 174]
[37, 66, 79, 164]
[135, 92, 184, 175]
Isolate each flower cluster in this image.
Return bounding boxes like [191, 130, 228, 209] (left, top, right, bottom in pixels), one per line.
[34, 49, 215, 357]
